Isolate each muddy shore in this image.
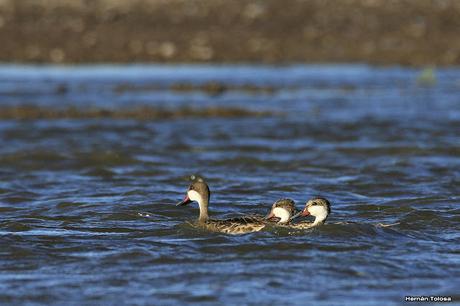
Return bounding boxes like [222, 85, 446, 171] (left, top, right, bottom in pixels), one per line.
[1, 0, 460, 65]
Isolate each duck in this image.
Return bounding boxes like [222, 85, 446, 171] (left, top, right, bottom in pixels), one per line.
[177, 176, 269, 234]
[264, 198, 298, 224]
[268, 197, 399, 229]
[289, 197, 331, 229]
[263, 197, 330, 229]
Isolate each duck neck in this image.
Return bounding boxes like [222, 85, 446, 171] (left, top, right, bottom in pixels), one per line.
[197, 197, 209, 223]
[188, 190, 210, 223]
[312, 211, 328, 226]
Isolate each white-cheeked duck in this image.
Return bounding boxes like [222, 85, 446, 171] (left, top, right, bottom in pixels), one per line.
[265, 198, 298, 224]
[177, 177, 283, 234]
[289, 197, 331, 229]
[288, 198, 398, 228]
[265, 197, 331, 229]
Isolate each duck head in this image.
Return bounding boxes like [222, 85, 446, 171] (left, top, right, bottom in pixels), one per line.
[265, 198, 297, 224]
[177, 176, 211, 222]
[291, 197, 331, 225]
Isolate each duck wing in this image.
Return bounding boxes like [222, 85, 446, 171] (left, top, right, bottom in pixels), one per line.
[205, 216, 266, 234]
[289, 221, 315, 229]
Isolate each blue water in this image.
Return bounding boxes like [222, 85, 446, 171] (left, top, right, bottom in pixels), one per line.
[0, 64, 459, 305]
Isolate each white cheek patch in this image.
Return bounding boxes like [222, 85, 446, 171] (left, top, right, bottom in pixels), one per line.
[187, 190, 202, 204]
[273, 207, 290, 223]
[308, 205, 328, 221]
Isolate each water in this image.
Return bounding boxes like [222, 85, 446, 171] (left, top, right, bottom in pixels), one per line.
[0, 64, 459, 305]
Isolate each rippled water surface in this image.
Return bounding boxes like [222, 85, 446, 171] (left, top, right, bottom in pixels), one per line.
[0, 64, 459, 305]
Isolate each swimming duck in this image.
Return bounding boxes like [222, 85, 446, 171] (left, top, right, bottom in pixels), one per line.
[288, 198, 400, 228]
[289, 197, 331, 229]
[265, 198, 298, 224]
[176, 177, 268, 234]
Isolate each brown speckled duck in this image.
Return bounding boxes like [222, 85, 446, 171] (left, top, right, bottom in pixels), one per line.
[290, 197, 331, 229]
[288, 198, 400, 228]
[265, 198, 298, 224]
[177, 177, 268, 234]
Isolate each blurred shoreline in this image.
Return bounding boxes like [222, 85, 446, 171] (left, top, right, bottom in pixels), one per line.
[1, 0, 460, 66]
[0, 105, 274, 120]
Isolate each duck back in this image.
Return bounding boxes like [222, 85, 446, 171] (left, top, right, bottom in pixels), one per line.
[202, 216, 266, 234]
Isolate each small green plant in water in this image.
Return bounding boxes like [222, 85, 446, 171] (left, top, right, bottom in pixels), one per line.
[417, 67, 436, 86]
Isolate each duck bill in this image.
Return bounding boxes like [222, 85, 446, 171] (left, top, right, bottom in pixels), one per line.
[289, 211, 303, 221]
[290, 209, 310, 221]
[176, 195, 192, 206]
[264, 211, 276, 221]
